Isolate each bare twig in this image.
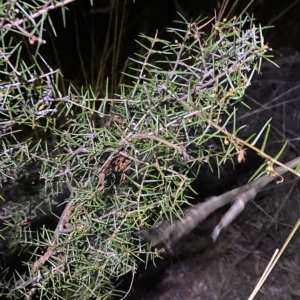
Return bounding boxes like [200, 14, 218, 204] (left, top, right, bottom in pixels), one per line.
[2, 0, 76, 30]
[137, 156, 300, 247]
[31, 179, 75, 273]
[130, 30, 158, 98]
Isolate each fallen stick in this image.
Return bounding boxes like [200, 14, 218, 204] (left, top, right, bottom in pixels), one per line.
[136, 156, 300, 247]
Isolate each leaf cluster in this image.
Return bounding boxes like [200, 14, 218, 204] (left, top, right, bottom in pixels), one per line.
[0, 5, 269, 299]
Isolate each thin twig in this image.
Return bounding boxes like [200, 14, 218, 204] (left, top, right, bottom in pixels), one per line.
[2, 0, 76, 30]
[130, 30, 158, 98]
[31, 178, 75, 272]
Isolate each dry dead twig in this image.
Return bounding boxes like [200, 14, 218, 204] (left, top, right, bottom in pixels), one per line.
[136, 156, 300, 247]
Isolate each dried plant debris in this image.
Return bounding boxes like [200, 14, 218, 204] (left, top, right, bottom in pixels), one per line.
[126, 49, 300, 300]
[136, 156, 300, 248]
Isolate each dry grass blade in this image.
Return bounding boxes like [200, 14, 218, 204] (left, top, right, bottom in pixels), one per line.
[248, 218, 300, 300]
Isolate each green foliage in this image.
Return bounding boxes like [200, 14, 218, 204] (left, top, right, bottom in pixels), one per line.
[0, 2, 269, 299]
